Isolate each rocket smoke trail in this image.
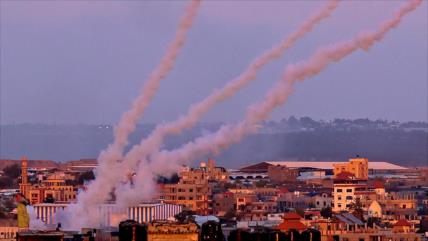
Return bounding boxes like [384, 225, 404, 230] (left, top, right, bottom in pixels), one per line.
[61, 0, 201, 229]
[113, 0, 340, 206]
[117, 0, 422, 205]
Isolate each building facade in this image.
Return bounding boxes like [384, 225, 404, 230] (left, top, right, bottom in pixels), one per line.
[161, 160, 228, 215]
[333, 157, 369, 180]
[33, 203, 182, 227]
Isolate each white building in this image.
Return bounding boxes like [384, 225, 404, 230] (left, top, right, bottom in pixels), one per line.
[32, 202, 182, 227]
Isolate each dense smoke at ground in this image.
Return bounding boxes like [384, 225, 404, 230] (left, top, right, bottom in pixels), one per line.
[114, 0, 340, 208]
[117, 0, 422, 208]
[8, 0, 422, 230]
[27, 206, 47, 230]
[55, 0, 202, 230]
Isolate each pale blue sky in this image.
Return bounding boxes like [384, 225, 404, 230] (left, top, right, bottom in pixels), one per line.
[1, 1, 427, 124]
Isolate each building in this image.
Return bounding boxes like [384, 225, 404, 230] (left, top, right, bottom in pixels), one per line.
[33, 203, 183, 227]
[147, 221, 198, 241]
[267, 165, 298, 183]
[161, 160, 228, 215]
[239, 160, 406, 174]
[311, 193, 333, 209]
[0, 226, 18, 241]
[332, 172, 368, 212]
[18, 157, 31, 201]
[275, 212, 307, 232]
[313, 215, 423, 241]
[19, 157, 77, 205]
[333, 157, 369, 180]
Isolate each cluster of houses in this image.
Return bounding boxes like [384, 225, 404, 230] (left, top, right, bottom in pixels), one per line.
[0, 156, 427, 240]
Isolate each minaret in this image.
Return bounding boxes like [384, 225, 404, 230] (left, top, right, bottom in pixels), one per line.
[19, 156, 31, 200]
[21, 156, 28, 184]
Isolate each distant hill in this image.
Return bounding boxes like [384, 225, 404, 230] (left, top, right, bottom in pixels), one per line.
[0, 159, 58, 170]
[1, 118, 427, 168]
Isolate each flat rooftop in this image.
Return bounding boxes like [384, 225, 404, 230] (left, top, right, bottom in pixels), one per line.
[267, 161, 406, 170]
[240, 161, 407, 173]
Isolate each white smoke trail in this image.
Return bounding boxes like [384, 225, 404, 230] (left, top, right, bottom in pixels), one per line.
[61, 0, 201, 230]
[140, 0, 422, 189]
[114, 0, 340, 206]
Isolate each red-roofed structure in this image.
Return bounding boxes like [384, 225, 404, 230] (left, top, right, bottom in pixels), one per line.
[334, 171, 356, 180]
[275, 212, 307, 232]
[372, 180, 385, 189]
[394, 219, 411, 227]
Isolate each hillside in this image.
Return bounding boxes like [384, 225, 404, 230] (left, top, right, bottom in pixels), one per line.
[1, 118, 427, 168]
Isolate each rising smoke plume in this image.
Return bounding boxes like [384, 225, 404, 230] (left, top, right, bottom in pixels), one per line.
[114, 0, 340, 206]
[59, 0, 422, 230]
[118, 0, 422, 206]
[60, 0, 201, 230]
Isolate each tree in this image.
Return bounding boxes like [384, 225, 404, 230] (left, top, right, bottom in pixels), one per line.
[320, 207, 332, 218]
[295, 208, 305, 217]
[174, 210, 196, 223]
[367, 217, 381, 228]
[0, 177, 13, 189]
[223, 209, 236, 221]
[349, 198, 364, 221]
[77, 171, 95, 185]
[3, 164, 21, 179]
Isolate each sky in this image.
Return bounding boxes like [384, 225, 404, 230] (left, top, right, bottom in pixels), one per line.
[1, 0, 427, 125]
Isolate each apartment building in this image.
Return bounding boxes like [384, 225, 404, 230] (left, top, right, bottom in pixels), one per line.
[333, 157, 369, 180]
[161, 159, 228, 215]
[19, 157, 76, 204]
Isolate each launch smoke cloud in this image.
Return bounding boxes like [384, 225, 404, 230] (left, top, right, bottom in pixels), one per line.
[119, 0, 422, 208]
[60, 0, 201, 229]
[59, 0, 421, 230]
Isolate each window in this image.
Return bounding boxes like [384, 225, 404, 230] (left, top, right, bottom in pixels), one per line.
[336, 189, 343, 193]
[338, 196, 342, 200]
[346, 189, 352, 193]
[346, 196, 353, 200]
[189, 189, 193, 192]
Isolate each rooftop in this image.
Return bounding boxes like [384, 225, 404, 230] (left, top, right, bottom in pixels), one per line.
[267, 161, 406, 170]
[240, 161, 407, 172]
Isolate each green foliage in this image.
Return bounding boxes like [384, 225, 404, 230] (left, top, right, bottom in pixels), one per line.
[3, 164, 21, 179]
[223, 209, 236, 220]
[174, 210, 196, 223]
[77, 170, 95, 185]
[320, 207, 332, 218]
[0, 177, 14, 189]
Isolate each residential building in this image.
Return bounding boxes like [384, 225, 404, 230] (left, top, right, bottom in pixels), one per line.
[333, 157, 369, 180]
[161, 160, 228, 215]
[19, 157, 77, 204]
[332, 172, 368, 212]
[267, 165, 298, 183]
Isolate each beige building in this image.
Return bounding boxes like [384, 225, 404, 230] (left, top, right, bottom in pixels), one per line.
[161, 160, 228, 215]
[148, 222, 198, 241]
[333, 157, 369, 180]
[267, 164, 298, 183]
[19, 157, 76, 204]
[0, 226, 18, 241]
[332, 172, 368, 212]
